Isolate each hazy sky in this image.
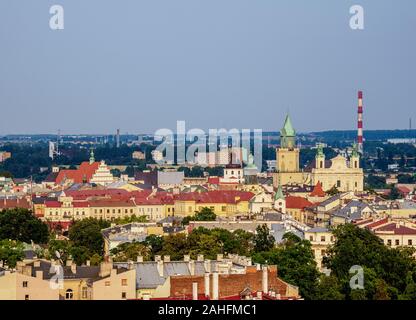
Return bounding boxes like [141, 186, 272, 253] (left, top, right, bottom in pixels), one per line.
[0, 0, 415, 135]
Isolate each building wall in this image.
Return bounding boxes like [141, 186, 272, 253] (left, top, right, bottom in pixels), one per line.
[61, 279, 91, 300]
[92, 269, 136, 300]
[277, 148, 300, 173]
[0, 272, 59, 300]
[304, 231, 334, 271]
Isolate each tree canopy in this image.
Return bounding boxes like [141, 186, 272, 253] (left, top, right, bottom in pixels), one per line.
[323, 224, 416, 300]
[0, 208, 49, 244]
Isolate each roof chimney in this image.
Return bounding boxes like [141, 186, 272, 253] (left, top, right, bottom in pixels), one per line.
[204, 259, 211, 273]
[71, 262, 77, 274]
[204, 273, 210, 297]
[189, 260, 195, 276]
[192, 282, 198, 300]
[262, 266, 268, 293]
[212, 272, 219, 300]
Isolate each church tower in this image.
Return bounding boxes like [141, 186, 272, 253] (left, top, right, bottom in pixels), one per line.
[273, 114, 304, 188]
[315, 143, 325, 169]
[350, 143, 360, 169]
[276, 114, 300, 173]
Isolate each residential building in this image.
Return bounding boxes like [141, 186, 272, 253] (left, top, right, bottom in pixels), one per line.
[0, 267, 59, 300]
[304, 227, 334, 271]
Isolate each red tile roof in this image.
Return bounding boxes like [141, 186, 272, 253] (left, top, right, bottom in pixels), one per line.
[285, 196, 314, 209]
[397, 186, 411, 194]
[374, 223, 416, 235]
[175, 190, 254, 204]
[207, 177, 220, 185]
[310, 182, 326, 197]
[0, 198, 31, 210]
[364, 218, 389, 230]
[55, 162, 100, 184]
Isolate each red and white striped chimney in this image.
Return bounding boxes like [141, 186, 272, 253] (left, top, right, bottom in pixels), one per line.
[357, 91, 363, 154]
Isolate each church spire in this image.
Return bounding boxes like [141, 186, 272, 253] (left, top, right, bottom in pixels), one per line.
[280, 114, 296, 149]
[89, 148, 95, 164]
[274, 184, 285, 201]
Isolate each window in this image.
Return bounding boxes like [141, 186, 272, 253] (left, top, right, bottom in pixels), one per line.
[221, 206, 226, 212]
[65, 289, 73, 300]
[121, 279, 127, 286]
[321, 250, 326, 256]
[25, 295, 29, 300]
[122, 292, 127, 299]
[105, 281, 111, 286]
[336, 180, 341, 188]
[395, 239, 400, 246]
[82, 287, 88, 299]
[408, 239, 413, 246]
[320, 236, 326, 242]
[22, 281, 28, 288]
[387, 239, 392, 246]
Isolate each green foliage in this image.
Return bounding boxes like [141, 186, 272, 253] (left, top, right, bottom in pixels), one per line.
[178, 166, 205, 177]
[143, 235, 164, 259]
[70, 246, 91, 266]
[323, 224, 416, 299]
[182, 207, 217, 225]
[205, 166, 224, 177]
[90, 253, 102, 266]
[68, 218, 110, 256]
[158, 233, 189, 261]
[388, 186, 403, 200]
[349, 289, 367, 300]
[47, 239, 71, 264]
[252, 233, 319, 300]
[399, 273, 416, 300]
[0, 208, 49, 244]
[313, 275, 345, 300]
[133, 227, 254, 262]
[110, 242, 150, 262]
[253, 224, 275, 252]
[113, 214, 148, 225]
[326, 185, 340, 196]
[0, 239, 24, 268]
[365, 174, 387, 189]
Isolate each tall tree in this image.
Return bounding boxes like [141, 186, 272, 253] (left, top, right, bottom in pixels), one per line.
[0, 239, 24, 268]
[253, 224, 275, 252]
[68, 218, 110, 256]
[0, 208, 49, 244]
[252, 233, 319, 300]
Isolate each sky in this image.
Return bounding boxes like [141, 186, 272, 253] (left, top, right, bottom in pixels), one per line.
[0, 0, 415, 135]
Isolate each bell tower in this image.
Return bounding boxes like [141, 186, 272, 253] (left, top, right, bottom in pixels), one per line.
[276, 114, 299, 173]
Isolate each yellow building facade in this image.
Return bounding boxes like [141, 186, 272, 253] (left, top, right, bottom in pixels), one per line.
[272, 115, 364, 193]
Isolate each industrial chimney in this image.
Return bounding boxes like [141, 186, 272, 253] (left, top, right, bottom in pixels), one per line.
[357, 91, 364, 154]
